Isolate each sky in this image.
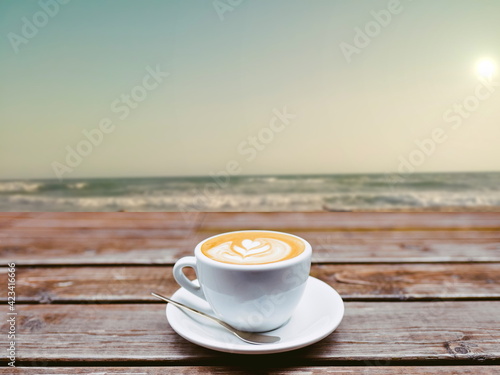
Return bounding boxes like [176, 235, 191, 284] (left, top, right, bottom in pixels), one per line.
[1, 0, 499, 180]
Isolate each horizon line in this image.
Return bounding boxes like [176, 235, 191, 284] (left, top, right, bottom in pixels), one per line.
[1, 170, 500, 182]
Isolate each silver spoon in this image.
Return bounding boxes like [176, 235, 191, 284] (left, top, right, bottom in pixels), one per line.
[151, 292, 281, 345]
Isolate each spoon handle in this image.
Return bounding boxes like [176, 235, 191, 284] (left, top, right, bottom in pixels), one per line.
[151, 292, 225, 326]
[151, 292, 281, 344]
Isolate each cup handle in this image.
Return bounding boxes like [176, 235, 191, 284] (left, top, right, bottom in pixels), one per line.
[173, 256, 205, 300]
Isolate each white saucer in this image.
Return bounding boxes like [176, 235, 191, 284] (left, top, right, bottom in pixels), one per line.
[165, 276, 344, 354]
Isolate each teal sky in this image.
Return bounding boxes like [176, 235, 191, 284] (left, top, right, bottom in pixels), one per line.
[1, 0, 499, 179]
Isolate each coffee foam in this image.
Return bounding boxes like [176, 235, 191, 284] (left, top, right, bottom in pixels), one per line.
[201, 231, 305, 265]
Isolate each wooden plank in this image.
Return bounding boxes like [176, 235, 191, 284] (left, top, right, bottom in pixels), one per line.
[2, 230, 500, 265]
[199, 212, 500, 230]
[3, 212, 500, 231]
[0, 212, 205, 229]
[0, 239, 193, 266]
[1, 302, 499, 364]
[194, 230, 500, 263]
[1, 212, 499, 265]
[1, 367, 498, 374]
[0, 228, 196, 239]
[2, 264, 500, 303]
[311, 264, 500, 300]
[0, 212, 202, 266]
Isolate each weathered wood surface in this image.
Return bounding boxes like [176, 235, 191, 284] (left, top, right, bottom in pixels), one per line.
[2, 264, 500, 303]
[198, 212, 500, 230]
[1, 212, 499, 372]
[2, 212, 499, 265]
[2, 367, 499, 374]
[3, 212, 500, 229]
[0, 212, 204, 228]
[2, 302, 499, 364]
[2, 226, 500, 265]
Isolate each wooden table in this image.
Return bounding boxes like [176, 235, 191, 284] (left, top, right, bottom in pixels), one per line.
[1, 212, 499, 374]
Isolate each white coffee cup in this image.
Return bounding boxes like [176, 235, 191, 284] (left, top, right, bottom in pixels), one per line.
[173, 230, 312, 332]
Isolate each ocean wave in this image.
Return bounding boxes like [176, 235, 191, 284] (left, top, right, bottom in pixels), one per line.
[1, 173, 499, 211]
[3, 189, 499, 212]
[0, 181, 42, 193]
[323, 191, 500, 210]
[301, 178, 327, 184]
[243, 176, 282, 184]
[67, 182, 88, 190]
[0, 192, 325, 211]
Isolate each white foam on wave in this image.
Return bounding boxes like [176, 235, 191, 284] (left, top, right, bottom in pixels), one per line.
[0, 191, 324, 211]
[2, 188, 500, 211]
[67, 182, 88, 190]
[301, 178, 326, 184]
[0, 181, 42, 193]
[323, 190, 500, 210]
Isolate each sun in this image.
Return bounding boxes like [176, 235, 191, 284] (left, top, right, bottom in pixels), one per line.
[476, 59, 496, 80]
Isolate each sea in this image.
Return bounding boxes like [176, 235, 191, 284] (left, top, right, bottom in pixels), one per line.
[1, 172, 499, 212]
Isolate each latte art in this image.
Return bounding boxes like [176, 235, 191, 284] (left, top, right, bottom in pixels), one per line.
[234, 239, 271, 257]
[201, 231, 305, 265]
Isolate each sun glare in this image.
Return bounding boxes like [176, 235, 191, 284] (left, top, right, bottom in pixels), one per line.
[476, 59, 496, 79]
